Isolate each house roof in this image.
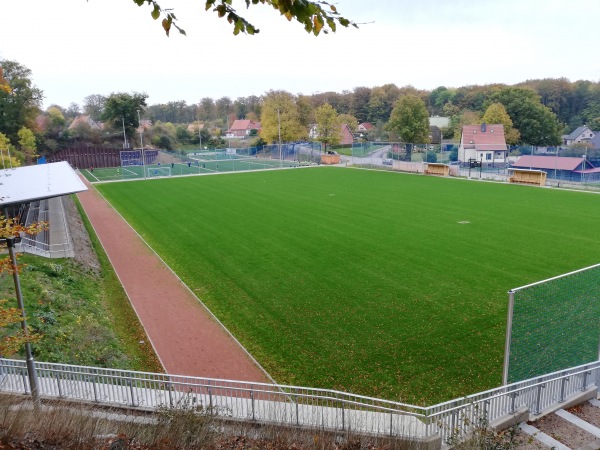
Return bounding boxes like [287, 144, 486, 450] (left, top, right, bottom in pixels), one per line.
[229, 119, 260, 131]
[512, 155, 591, 171]
[461, 124, 507, 150]
[564, 126, 588, 141]
[68, 115, 103, 130]
[358, 122, 374, 130]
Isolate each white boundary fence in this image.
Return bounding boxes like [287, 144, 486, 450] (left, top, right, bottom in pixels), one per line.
[1, 358, 600, 447]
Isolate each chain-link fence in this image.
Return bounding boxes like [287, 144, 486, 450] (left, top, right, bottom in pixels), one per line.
[503, 263, 600, 384]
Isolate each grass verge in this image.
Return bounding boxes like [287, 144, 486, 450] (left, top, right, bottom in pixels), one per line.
[0, 197, 162, 373]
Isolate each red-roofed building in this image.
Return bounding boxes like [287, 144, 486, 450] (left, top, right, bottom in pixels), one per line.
[309, 123, 355, 145]
[357, 122, 374, 132]
[226, 119, 261, 138]
[512, 155, 600, 181]
[459, 124, 508, 165]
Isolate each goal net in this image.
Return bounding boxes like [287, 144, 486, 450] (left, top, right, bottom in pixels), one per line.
[147, 166, 171, 177]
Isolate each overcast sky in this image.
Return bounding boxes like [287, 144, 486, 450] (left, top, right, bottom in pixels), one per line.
[1, 0, 598, 109]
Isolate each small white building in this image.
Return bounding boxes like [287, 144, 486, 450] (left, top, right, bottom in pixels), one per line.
[458, 123, 508, 165]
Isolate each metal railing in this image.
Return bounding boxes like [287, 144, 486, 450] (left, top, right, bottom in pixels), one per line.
[0, 358, 599, 446]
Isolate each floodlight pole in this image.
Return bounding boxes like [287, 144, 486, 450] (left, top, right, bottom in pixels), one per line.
[138, 110, 146, 179]
[122, 117, 128, 149]
[4, 236, 40, 405]
[278, 109, 282, 167]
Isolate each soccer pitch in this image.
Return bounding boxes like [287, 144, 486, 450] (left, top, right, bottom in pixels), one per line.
[95, 167, 600, 405]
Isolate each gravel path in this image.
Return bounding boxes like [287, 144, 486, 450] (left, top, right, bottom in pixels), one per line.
[76, 177, 270, 383]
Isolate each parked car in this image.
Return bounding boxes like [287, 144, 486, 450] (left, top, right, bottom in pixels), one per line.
[382, 158, 393, 165]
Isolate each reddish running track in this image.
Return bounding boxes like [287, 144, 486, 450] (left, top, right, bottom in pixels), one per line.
[77, 178, 270, 383]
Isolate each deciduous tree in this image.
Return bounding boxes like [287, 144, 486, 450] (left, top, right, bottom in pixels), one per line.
[386, 95, 430, 144]
[17, 127, 37, 164]
[490, 87, 562, 146]
[100, 92, 148, 142]
[480, 103, 520, 145]
[313, 103, 341, 152]
[0, 132, 20, 168]
[0, 60, 43, 145]
[338, 114, 359, 132]
[83, 94, 106, 121]
[131, 0, 357, 36]
[260, 90, 305, 143]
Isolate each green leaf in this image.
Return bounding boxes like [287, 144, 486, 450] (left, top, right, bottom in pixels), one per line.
[151, 5, 160, 20]
[133, 0, 145, 6]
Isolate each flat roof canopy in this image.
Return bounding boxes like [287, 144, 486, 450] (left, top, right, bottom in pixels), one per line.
[0, 161, 87, 207]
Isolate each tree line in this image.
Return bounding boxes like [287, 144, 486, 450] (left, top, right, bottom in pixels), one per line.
[2, 55, 600, 166]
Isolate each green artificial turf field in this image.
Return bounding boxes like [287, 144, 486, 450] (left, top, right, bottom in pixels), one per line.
[95, 167, 600, 405]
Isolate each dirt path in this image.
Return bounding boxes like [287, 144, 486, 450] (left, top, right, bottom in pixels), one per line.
[76, 178, 270, 383]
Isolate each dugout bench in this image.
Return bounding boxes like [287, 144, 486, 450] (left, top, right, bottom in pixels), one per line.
[508, 168, 547, 187]
[424, 163, 450, 176]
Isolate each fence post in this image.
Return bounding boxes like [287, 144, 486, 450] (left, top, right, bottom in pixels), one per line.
[509, 391, 518, 414]
[55, 371, 63, 398]
[251, 390, 255, 421]
[167, 382, 173, 408]
[127, 378, 138, 407]
[295, 395, 300, 426]
[341, 401, 345, 432]
[560, 377, 569, 402]
[535, 384, 545, 415]
[91, 375, 98, 403]
[21, 369, 28, 395]
[583, 370, 592, 391]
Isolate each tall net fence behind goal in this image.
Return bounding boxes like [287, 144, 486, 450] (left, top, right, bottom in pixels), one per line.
[504, 263, 600, 384]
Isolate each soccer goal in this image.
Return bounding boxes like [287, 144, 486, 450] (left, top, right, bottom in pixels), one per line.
[147, 166, 171, 177]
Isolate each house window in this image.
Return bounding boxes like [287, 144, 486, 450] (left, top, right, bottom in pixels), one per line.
[469, 140, 473, 144]
[491, 129, 494, 133]
[486, 153, 492, 160]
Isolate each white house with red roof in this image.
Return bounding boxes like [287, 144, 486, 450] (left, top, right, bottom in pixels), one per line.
[357, 122, 374, 132]
[226, 119, 261, 138]
[512, 155, 600, 182]
[459, 124, 508, 164]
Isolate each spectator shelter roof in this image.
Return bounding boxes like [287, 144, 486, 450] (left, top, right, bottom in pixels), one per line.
[512, 155, 600, 174]
[0, 161, 87, 207]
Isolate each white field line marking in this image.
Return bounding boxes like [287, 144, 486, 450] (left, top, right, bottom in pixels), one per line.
[556, 409, 600, 438]
[519, 422, 571, 450]
[86, 169, 100, 182]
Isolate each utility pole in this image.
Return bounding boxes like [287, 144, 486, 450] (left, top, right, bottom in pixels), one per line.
[278, 109, 282, 161]
[122, 117, 128, 149]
